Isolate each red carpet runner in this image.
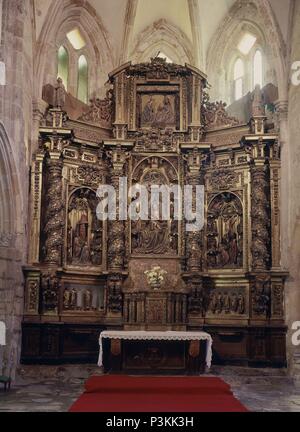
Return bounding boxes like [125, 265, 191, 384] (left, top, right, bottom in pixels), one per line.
[69, 375, 248, 412]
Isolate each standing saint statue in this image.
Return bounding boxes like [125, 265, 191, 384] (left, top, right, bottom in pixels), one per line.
[54, 77, 66, 109]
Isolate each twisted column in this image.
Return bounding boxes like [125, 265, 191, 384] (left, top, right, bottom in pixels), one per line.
[43, 155, 64, 266]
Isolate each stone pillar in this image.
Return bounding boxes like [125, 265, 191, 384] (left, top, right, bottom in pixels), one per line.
[43, 153, 64, 266]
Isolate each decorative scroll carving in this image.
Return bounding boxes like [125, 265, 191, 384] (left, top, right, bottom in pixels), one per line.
[42, 157, 64, 265]
[41, 272, 59, 313]
[26, 280, 39, 312]
[78, 90, 114, 128]
[72, 164, 102, 187]
[272, 284, 284, 317]
[67, 189, 102, 267]
[208, 289, 245, 315]
[251, 275, 270, 316]
[133, 128, 176, 152]
[207, 193, 243, 269]
[209, 169, 239, 190]
[128, 57, 190, 79]
[202, 92, 241, 130]
[251, 165, 270, 270]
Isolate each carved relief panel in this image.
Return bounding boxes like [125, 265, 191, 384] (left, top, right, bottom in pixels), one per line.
[130, 156, 180, 256]
[62, 283, 105, 313]
[206, 286, 248, 317]
[206, 193, 243, 269]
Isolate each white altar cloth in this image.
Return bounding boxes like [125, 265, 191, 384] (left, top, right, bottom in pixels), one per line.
[98, 330, 213, 369]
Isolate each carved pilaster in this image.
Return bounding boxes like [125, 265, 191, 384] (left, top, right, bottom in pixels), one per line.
[113, 72, 127, 140]
[187, 276, 204, 323]
[107, 274, 123, 315]
[43, 153, 64, 266]
[251, 274, 271, 319]
[41, 271, 60, 315]
[269, 145, 281, 269]
[250, 162, 270, 271]
[184, 148, 204, 273]
[106, 146, 129, 271]
[24, 269, 41, 315]
[189, 75, 202, 141]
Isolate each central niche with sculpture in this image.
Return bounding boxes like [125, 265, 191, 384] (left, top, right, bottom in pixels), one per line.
[67, 188, 103, 267]
[131, 156, 179, 256]
[22, 58, 287, 367]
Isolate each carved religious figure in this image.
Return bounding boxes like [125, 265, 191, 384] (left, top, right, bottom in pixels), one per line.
[207, 193, 243, 269]
[67, 189, 102, 267]
[140, 94, 176, 128]
[54, 77, 66, 109]
[131, 158, 179, 255]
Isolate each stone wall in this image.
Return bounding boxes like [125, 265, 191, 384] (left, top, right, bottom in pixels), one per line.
[0, 0, 33, 378]
[286, 0, 300, 377]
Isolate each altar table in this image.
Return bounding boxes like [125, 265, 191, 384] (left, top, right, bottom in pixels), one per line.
[98, 331, 213, 374]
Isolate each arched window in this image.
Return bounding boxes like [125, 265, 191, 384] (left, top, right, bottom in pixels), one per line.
[77, 55, 88, 104]
[234, 58, 244, 101]
[57, 46, 69, 89]
[253, 49, 263, 88]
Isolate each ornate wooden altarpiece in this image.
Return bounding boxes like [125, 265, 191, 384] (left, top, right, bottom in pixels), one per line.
[22, 59, 287, 367]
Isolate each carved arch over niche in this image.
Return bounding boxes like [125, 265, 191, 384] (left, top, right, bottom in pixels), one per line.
[206, 0, 287, 102]
[206, 192, 243, 269]
[130, 156, 180, 256]
[66, 187, 103, 268]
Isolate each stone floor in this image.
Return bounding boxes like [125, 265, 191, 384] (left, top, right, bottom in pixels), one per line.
[0, 365, 300, 412]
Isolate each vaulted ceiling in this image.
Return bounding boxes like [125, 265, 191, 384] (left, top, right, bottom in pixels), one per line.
[33, 0, 291, 69]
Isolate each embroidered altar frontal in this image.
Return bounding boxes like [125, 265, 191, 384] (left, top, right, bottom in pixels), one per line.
[21, 58, 287, 368]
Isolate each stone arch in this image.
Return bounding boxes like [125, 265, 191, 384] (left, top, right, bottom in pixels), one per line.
[130, 19, 194, 66]
[0, 122, 23, 378]
[0, 122, 21, 239]
[34, 0, 114, 100]
[206, 0, 287, 102]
